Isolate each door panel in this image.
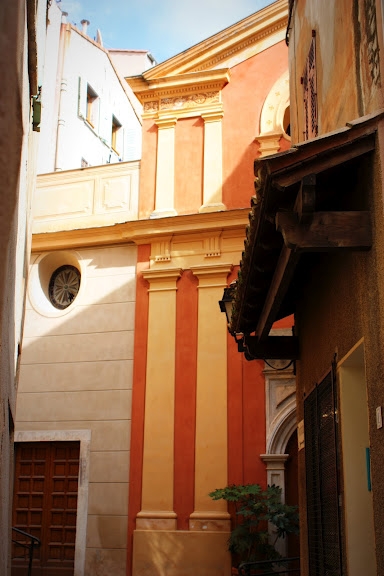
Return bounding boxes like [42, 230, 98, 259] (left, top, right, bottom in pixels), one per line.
[12, 441, 80, 576]
[304, 369, 343, 576]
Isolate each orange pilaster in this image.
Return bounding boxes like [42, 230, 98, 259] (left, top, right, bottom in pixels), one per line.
[174, 270, 198, 529]
[126, 245, 150, 576]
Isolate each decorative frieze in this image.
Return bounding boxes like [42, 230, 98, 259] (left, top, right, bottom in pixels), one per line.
[159, 91, 220, 111]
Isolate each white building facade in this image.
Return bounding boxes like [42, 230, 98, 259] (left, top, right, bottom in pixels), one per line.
[38, 2, 142, 174]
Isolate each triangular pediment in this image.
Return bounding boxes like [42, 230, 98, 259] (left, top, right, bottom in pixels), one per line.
[141, 0, 287, 79]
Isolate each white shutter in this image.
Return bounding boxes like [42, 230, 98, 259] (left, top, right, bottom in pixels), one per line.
[78, 77, 87, 118]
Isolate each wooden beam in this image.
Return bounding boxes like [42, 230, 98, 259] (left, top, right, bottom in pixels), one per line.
[255, 244, 300, 340]
[243, 335, 299, 360]
[275, 134, 376, 188]
[276, 211, 372, 251]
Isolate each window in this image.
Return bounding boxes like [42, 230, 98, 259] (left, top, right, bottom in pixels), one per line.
[302, 31, 318, 140]
[49, 265, 81, 310]
[86, 84, 98, 128]
[111, 115, 122, 154]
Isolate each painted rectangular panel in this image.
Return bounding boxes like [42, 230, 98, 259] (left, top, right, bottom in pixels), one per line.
[34, 180, 95, 220]
[96, 175, 132, 213]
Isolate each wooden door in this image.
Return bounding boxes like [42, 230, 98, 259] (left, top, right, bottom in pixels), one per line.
[12, 441, 80, 576]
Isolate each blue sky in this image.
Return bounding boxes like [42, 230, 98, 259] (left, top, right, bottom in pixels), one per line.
[58, 0, 274, 64]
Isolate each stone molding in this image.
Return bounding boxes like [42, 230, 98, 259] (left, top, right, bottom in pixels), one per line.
[31, 208, 250, 252]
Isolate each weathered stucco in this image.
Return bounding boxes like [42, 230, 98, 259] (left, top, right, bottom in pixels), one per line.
[289, 0, 384, 144]
[295, 122, 384, 575]
[0, 0, 45, 573]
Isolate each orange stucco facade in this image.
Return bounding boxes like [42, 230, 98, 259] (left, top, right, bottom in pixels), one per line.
[127, 2, 296, 574]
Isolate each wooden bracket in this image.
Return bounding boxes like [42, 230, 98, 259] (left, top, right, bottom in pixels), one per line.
[276, 210, 371, 251]
[296, 174, 316, 221]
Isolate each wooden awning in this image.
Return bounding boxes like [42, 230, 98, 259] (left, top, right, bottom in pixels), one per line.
[231, 112, 384, 345]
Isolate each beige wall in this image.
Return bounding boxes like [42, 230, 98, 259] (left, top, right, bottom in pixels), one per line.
[34, 161, 140, 234]
[289, 0, 384, 143]
[16, 244, 137, 576]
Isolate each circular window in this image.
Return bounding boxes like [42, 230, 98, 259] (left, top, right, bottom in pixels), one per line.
[48, 265, 81, 310]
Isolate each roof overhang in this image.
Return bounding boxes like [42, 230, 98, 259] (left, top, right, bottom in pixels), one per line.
[231, 111, 384, 344]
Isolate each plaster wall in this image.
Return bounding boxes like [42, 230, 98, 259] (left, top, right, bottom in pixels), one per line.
[15, 244, 137, 576]
[38, 13, 142, 174]
[295, 131, 384, 575]
[0, 0, 46, 572]
[37, 0, 62, 173]
[33, 160, 140, 233]
[109, 50, 156, 77]
[222, 41, 288, 209]
[289, 0, 384, 143]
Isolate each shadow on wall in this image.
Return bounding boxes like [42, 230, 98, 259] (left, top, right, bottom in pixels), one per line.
[15, 244, 138, 576]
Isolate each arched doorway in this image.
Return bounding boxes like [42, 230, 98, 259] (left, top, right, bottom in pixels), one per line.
[260, 357, 299, 558]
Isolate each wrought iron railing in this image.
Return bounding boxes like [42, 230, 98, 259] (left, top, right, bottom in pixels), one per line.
[238, 556, 300, 576]
[12, 527, 41, 576]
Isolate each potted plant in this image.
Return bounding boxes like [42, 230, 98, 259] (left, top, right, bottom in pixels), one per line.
[209, 484, 299, 573]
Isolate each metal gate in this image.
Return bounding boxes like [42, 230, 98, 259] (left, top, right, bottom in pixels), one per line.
[304, 367, 343, 576]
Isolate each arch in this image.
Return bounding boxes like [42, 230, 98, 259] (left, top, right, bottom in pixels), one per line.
[256, 70, 291, 157]
[266, 399, 297, 455]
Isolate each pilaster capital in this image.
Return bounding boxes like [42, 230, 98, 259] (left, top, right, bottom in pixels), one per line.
[142, 267, 182, 291]
[201, 111, 224, 123]
[260, 453, 289, 469]
[155, 116, 178, 129]
[190, 263, 232, 288]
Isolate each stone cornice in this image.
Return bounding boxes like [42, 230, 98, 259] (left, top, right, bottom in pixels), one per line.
[138, 0, 287, 79]
[128, 69, 230, 94]
[31, 208, 250, 252]
[37, 160, 140, 185]
[127, 69, 230, 119]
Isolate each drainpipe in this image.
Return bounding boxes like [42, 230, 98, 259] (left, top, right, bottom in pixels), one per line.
[54, 13, 71, 171]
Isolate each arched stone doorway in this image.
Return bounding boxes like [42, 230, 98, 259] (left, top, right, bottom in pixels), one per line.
[260, 356, 298, 557]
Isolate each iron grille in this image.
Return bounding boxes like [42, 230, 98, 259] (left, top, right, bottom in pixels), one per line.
[304, 368, 343, 576]
[302, 32, 318, 140]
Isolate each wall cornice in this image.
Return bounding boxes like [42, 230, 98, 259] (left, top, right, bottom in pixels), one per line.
[31, 209, 250, 252]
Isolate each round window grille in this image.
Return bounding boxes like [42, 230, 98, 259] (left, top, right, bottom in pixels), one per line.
[49, 265, 81, 310]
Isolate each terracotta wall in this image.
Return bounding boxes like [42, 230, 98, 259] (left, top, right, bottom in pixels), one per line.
[138, 41, 289, 219]
[128, 254, 269, 575]
[222, 41, 288, 209]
